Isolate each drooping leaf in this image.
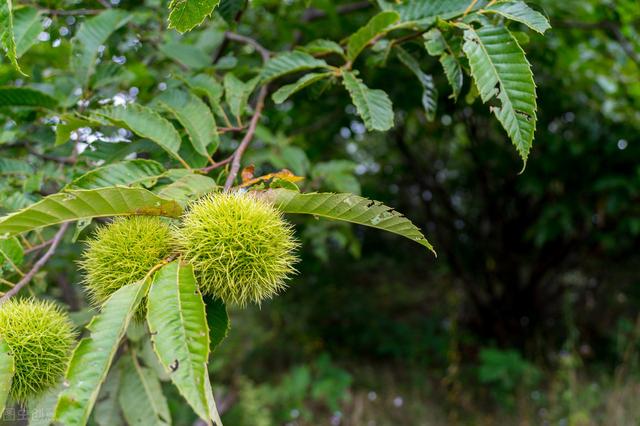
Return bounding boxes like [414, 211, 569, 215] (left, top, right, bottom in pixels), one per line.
[54, 279, 151, 425]
[262, 189, 435, 254]
[261, 51, 330, 83]
[347, 11, 400, 62]
[462, 24, 537, 163]
[119, 353, 172, 426]
[168, 0, 221, 33]
[424, 29, 463, 100]
[203, 296, 230, 353]
[147, 261, 221, 425]
[95, 104, 185, 162]
[12, 6, 42, 57]
[156, 173, 218, 205]
[154, 89, 219, 157]
[0, 340, 14, 418]
[0, 87, 58, 109]
[65, 160, 166, 190]
[341, 71, 394, 131]
[485, 1, 551, 34]
[0, 187, 183, 237]
[0, 0, 23, 74]
[224, 73, 259, 120]
[439, 53, 464, 100]
[396, 47, 437, 121]
[272, 72, 332, 104]
[71, 9, 131, 88]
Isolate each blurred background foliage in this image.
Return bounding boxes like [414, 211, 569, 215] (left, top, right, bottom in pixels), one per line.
[1, 0, 639, 424]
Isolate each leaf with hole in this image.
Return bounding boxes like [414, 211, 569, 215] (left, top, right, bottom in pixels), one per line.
[462, 24, 537, 164]
[261, 189, 434, 254]
[147, 261, 221, 425]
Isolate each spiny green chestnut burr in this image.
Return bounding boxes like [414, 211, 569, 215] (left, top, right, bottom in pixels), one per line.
[177, 192, 299, 306]
[0, 298, 76, 402]
[79, 216, 175, 307]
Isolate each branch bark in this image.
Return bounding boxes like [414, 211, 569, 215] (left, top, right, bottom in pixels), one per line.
[223, 85, 269, 190]
[0, 223, 69, 304]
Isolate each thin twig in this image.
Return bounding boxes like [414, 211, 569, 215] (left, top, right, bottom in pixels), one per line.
[223, 85, 269, 191]
[0, 223, 69, 305]
[200, 155, 233, 174]
[24, 239, 54, 254]
[225, 32, 271, 62]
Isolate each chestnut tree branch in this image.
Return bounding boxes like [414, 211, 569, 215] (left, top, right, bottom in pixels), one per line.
[0, 223, 69, 304]
[223, 85, 269, 190]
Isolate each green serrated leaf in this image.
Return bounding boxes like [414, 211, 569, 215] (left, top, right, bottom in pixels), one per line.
[390, 0, 481, 24]
[224, 73, 259, 120]
[262, 189, 435, 254]
[342, 71, 394, 131]
[160, 42, 211, 69]
[261, 51, 330, 83]
[54, 279, 151, 426]
[0, 158, 32, 175]
[299, 39, 344, 57]
[0, 0, 24, 74]
[13, 6, 41, 57]
[72, 9, 131, 88]
[147, 261, 221, 425]
[119, 353, 172, 426]
[424, 29, 463, 100]
[168, 0, 221, 33]
[66, 160, 166, 190]
[155, 89, 219, 157]
[0, 87, 58, 109]
[95, 104, 185, 163]
[396, 47, 437, 121]
[0, 187, 183, 238]
[347, 11, 400, 62]
[462, 24, 537, 163]
[157, 173, 218, 205]
[0, 340, 14, 418]
[203, 296, 229, 353]
[272, 72, 332, 104]
[485, 1, 551, 34]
